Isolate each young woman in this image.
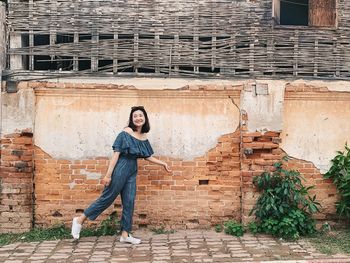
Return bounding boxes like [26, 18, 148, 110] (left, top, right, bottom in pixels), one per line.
[71, 106, 171, 244]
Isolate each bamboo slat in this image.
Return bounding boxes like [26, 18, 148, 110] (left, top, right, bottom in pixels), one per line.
[5, 0, 350, 79]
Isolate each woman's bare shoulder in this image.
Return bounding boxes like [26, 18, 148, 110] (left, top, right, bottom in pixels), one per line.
[123, 127, 133, 134]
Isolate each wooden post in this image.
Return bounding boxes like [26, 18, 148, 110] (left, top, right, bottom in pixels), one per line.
[249, 42, 254, 75]
[155, 34, 160, 74]
[113, 32, 118, 74]
[0, 2, 6, 72]
[173, 34, 179, 74]
[194, 2, 199, 74]
[49, 0, 57, 67]
[154, 3, 160, 74]
[113, 2, 118, 74]
[73, 2, 78, 71]
[73, 33, 78, 71]
[333, 37, 340, 77]
[134, 33, 139, 73]
[272, 0, 280, 25]
[9, 0, 24, 74]
[194, 36, 199, 74]
[230, 35, 236, 76]
[267, 37, 274, 76]
[293, 30, 299, 77]
[212, 36, 216, 72]
[29, 0, 34, 70]
[314, 38, 318, 77]
[173, 3, 179, 75]
[133, 2, 139, 73]
[91, 29, 98, 72]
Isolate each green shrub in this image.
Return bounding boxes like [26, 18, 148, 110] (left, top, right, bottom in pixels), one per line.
[324, 144, 350, 219]
[214, 224, 223, 233]
[247, 221, 259, 235]
[83, 211, 120, 237]
[224, 220, 244, 237]
[150, 225, 175, 235]
[250, 157, 321, 240]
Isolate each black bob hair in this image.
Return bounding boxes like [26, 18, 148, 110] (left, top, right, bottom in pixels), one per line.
[128, 106, 150, 133]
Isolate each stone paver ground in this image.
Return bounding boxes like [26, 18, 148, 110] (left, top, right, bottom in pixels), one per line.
[0, 230, 349, 263]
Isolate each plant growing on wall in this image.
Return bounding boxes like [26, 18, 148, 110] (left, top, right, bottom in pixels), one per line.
[324, 143, 350, 219]
[251, 157, 321, 240]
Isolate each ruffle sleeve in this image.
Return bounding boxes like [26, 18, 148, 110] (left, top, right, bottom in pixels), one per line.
[112, 132, 129, 153]
[139, 140, 154, 158]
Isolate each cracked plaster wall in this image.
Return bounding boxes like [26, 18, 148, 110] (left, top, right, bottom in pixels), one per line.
[240, 80, 285, 132]
[3, 78, 350, 172]
[280, 91, 350, 173]
[34, 87, 240, 160]
[1, 88, 35, 135]
[239, 79, 350, 173]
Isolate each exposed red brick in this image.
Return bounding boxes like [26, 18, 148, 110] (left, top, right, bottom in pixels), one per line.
[33, 131, 242, 229]
[0, 132, 34, 233]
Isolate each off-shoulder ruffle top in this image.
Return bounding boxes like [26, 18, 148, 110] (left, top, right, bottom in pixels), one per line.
[112, 131, 154, 159]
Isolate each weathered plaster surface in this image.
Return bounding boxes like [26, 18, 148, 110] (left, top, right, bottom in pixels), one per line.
[80, 169, 101, 180]
[289, 79, 350, 92]
[241, 80, 285, 132]
[34, 90, 240, 160]
[4, 78, 349, 172]
[50, 77, 244, 90]
[1, 89, 35, 135]
[48, 77, 350, 92]
[281, 97, 350, 173]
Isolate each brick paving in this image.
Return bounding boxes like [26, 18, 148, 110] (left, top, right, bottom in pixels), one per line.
[0, 230, 349, 263]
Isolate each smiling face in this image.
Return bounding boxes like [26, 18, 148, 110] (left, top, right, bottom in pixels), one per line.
[128, 106, 150, 133]
[132, 110, 145, 129]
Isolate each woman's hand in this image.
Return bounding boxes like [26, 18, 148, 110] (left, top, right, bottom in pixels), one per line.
[145, 156, 172, 173]
[163, 162, 172, 173]
[102, 175, 111, 186]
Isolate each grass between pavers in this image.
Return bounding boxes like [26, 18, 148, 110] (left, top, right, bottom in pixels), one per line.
[306, 227, 350, 255]
[2, 223, 350, 255]
[0, 225, 175, 247]
[0, 224, 120, 247]
[0, 225, 70, 247]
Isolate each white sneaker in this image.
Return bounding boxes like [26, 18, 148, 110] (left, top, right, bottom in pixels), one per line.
[71, 217, 82, 239]
[120, 234, 141, 245]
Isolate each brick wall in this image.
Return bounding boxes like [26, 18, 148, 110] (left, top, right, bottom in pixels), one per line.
[240, 130, 337, 223]
[0, 131, 34, 233]
[284, 156, 338, 220]
[34, 131, 241, 229]
[34, 147, 110, 227]
[241, 130, 284, 223]
[135, 131, 241, 229]
[1, 80, 345, 233]
[3, 127, 337, 232]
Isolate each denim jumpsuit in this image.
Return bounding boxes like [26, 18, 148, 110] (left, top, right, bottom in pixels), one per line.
[84, 131, 154, 232]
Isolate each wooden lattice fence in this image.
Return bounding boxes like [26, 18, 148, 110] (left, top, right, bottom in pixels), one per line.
[4, 0, 350, 79]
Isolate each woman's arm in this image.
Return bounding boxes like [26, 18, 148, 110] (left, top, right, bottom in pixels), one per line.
[102, 151, 120, 186]
[145, 156, 172, 172]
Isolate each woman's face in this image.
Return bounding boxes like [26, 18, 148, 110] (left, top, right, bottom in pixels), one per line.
[132, 110, 145, 128]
